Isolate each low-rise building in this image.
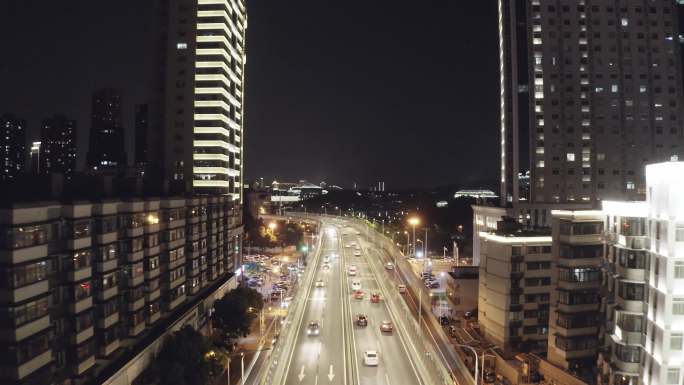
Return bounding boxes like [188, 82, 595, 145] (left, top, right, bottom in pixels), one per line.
[478, 220, 553, 355]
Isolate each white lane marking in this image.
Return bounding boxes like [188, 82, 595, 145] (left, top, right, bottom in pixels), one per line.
[385, 373, 391, 385]
[298, 365, 306, 382]
[328, 364, 335, 382]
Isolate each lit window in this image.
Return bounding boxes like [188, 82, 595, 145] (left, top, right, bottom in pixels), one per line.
[566, 153, 575, 162]
[621, 18, 629, 27]
[626, 181, 635, 190]
[640, 85, 647, 93]
[597, 153, 606, 161]
[675, 261, 684, 278]
[536, 160, 545, 168]
[177, 42, 188, 50]
[611, 84, 619, 93]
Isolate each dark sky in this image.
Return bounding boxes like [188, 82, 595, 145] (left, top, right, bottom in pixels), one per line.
[0, 0, 499, 189]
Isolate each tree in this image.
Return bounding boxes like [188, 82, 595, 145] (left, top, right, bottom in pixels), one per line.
[140, 326, 222, 385]
[213, 287, 264, 340]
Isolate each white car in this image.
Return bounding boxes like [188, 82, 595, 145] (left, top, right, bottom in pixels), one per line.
[307, 321, 320, 336]
[348, 266, 357, 276]
[345, 244, 352, 248]
[385, 262, 394, 270]
[364, 350, 379, 366]
[315, 279, 325, 288]
[353, 250, 361, 256]
[351, 279, 362, 291]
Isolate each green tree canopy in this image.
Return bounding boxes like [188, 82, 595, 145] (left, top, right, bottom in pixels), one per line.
[213, 287, 264, 339]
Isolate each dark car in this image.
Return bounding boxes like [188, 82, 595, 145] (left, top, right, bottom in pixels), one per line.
[356, 314, 368, 327]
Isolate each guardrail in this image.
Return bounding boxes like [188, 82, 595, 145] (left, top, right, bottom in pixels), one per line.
[258, 218, 323, 385]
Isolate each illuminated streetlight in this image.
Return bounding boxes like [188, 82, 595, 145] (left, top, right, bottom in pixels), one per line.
[408, 217, 420, 256]
[268, 222, 277, 231]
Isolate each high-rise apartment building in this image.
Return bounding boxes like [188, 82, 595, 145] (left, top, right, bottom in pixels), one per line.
[0, 114, 26, 180]
[0, 175, 243, 385]
[597, 161, 684, 385]
[498, 0, 684, 206]
[40, 115, 77, 175]
[134, 104, 149, 166]
[154, 0, 246, 199]
[86, 89, 126, 170]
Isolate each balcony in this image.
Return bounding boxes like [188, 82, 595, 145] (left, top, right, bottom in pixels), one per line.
[555, 324, 598, 337]
[124, 250, 144, 263]
[557, 346, 597, 360]
[145, 267, 160, 280]
[66, 237, 91, 251]
[147, 311, 161, 325]
[5, 314, 51, 342]
[167, 276, 185, 290]
[126, 227, 144, 237]
[71, 326, 94, 345]
[615, 296, 645, 313]
[128, 297, 145, 312]
[558, 279, 600, 291]
[8, 348, 52, 380]
[146, 288, 160, 302]
[128, 321, 145, 337]
[97, 286, 118, 301]
[67, 266, 92, 282]
[97, 312, 119, 329]
[0, 280, 49, 303]
[557, 302, 599, 313]
[510, 271, 524, 279]
[94, 259, 117, 273]
[144, 245, 161, 257]
[165, 294, 186, 311]
[73, 354, 95, 376]
[99, 339, 120, 358]
[168, 256, 186, 270]
[70, 297, 92, 314]
[123, 274, 144, 288]
[94, 231, 117, 245]
[0, 244, 48, 265]
[558, 233, 603, 245]
[616, 265, 645, 281]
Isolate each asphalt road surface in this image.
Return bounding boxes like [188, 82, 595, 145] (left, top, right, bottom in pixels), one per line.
[281, 221, 423, 385]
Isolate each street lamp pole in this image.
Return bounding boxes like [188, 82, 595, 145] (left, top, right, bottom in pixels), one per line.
[240, 352, 245, 385]
[453, 344, 479, 385]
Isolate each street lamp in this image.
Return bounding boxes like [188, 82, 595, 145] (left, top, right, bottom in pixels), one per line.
[453, 343, 479, 385]
[408, 217, 420, 256]
[240, 352, 245, 385]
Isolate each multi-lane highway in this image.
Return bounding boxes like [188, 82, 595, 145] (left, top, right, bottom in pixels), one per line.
[280, 221, 423, 385]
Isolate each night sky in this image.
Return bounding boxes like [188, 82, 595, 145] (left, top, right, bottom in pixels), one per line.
[0, 1, 499, 190]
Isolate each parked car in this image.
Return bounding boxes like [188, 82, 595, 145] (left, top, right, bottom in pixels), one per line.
[483, 370, 496, 383]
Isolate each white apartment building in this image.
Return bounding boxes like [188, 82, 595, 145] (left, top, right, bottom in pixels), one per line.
[598, 161, 684, 385]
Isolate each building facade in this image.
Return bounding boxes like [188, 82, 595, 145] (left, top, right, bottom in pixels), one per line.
[86, 89, 126, 170]
[1, 114, 26, 180]
[547, 209, 604, 381]
[598, 161, 684, 385]
[0, 189, 242, 385]
[155, 0, 246, 198]
[498, 0, 684, 206]
[478, 230, 553, 354]
[40, 115, 77, 175]
[134, 104, 149, 167]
